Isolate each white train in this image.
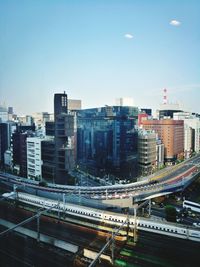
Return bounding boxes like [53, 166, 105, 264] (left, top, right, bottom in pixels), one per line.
[183, 200, 200, 214]
[3, 192, 200, 242]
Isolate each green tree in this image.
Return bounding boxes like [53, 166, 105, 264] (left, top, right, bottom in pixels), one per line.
[39, 180, 48, 187]
[66, 174, 75, 185]
[165, 205, 177, 222]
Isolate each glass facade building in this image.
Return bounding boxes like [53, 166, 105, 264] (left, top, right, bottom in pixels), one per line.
[77, 106, 138, 179]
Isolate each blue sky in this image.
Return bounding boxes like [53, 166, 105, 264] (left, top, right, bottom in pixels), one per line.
[0, 0, 200, 115]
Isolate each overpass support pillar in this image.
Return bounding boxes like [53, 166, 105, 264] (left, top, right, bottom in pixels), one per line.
[37, 215, 40, 242]
[148, 199, 151, 217]
[133, 207, 138, 244]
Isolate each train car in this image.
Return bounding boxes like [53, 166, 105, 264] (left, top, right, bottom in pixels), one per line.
[6, 192, 200, 242]
[183, 200, 200, 213]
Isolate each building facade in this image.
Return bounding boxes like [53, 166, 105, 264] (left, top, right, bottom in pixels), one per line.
[42, 92, 76, 184]
[77, 106, 138, 178]
[27, 137, 44, 180]
[173, 112, 200, 157]
[11, 125, 35, 177]
[0, 105, 8, 122]
[142, 119, 184, 164]
[0, 122, 16, 168]
[156, 138, 165, 168]
[138, 130, 156, 176]
[68, 99, 82, 111]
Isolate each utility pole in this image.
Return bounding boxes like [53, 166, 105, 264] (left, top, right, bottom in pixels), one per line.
[88, 216, 129, 267]
[57, 200, 61, 220]
[111, 231, 115, 264]
[62, 193, 66, 207]
[78, 189, 81, 204]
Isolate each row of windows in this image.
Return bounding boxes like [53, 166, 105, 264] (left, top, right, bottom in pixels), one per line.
[19, 196, 188, 237]
[137, 222, 180, 233]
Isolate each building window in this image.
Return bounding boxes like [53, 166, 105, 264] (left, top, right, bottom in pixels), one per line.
[61, 96, 67, 107]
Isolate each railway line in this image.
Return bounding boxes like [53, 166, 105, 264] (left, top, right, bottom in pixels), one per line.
[3, 191, 200, 242]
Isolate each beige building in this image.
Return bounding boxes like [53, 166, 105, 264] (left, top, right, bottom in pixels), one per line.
[68, 99, 82, 111]
[142, 119, 184, 164]
[173, 112, 200, 157]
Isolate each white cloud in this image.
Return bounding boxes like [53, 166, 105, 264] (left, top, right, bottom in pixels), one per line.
[124, 33, 133, 39]
[170, 20, 181, 26]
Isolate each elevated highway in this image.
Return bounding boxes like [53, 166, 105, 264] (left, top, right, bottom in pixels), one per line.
[0, 154, 200, 202]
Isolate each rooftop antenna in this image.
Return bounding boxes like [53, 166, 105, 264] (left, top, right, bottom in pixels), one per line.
[163, 88, 167, 104]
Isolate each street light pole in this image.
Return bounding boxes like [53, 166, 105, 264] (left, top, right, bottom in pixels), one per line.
[148, 199, 151, 217]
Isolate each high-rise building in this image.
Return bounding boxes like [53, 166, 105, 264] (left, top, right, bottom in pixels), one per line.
[11, 125, 35, 176]
[27, 137, 44, 180]
[141, 108, 152, 116]
[158, 103, 182, 119]
[68, 99, 82, 111]
[4, 150, 12, 170]
[0, 123, 9, 167]
[138, 113, 148, 127]
[142, 119, 184, 164]
[0, 122, 16, 168]
[42, 92, 76, 184]
[77, 106, 138, 178]
[41, 137, 55, 182]
[156, 138, 165, 168]
[138, 130, 156, 176]
[32, 112, 50, 128]
[54, 92, 76, 183]
[115, 97, 134, 107]
[12, 130, 34, 177]
[8, 107, 14, 121]
[8, 107, 13, 115]
[0, 105, 8, 122]
[173, 112, 200, 157]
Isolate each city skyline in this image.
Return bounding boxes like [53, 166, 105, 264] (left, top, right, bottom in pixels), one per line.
[0, 1, 200, 115]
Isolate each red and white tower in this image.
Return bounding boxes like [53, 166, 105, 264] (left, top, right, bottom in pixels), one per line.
[163, 88, 167, 104]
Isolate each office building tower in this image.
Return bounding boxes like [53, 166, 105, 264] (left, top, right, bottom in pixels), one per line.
[8, 107, 13, 115]
[0, 104, 8, 122]
[42, 92, 76, 184]
[54, 92, 76, 183]
[0, 122, 16, 168]
[32, 112, 50, 128]
[41, 137, 55, 182]
[156, 138, 165, 168]
[141, 108, 152, 116]
[0, 123, 9, 167]
[77, 106, 138, 179]
[68, 99, 82, 111]
[138, 130, 156, 176]
[12, 130, 34, 177]
[115, 97, 134, 107]
[27, 137, 44, 180]
[173, 112, 200, 158]
[11, 124, 35, 177]
[138, 113, 148, 127]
